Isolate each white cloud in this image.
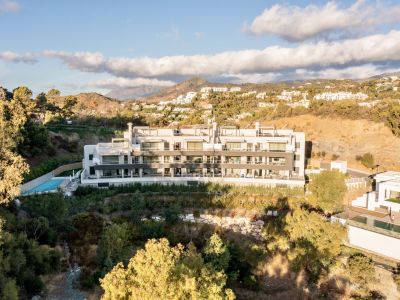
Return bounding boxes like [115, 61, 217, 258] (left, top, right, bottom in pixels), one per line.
[293, 64, 400, 80]
[245, 0, 400, 41]
[221, 72, 281, 84]
[88, 77, 175, 89]
[0, 0, 20, 13]
[43, 30, 400, 78]
[220, 64, 400, 84]
[0, 51, 37, 63]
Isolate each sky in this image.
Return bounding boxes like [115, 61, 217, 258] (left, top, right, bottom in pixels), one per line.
[1, 0, 400, 95]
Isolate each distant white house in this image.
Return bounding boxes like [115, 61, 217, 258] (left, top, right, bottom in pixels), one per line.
[358, 100, 380, 108]
[200, 86, 228, 93]
[314, 92, 368, 101]
[287, 100, 310, 108]
[277, 90, 303, 101]
[258, 102, 276, 108]
[229, 87, 241, 92]
[256, 92, 267, 99]
[240, 91, 257, 97]
[330, 160, 347, 173]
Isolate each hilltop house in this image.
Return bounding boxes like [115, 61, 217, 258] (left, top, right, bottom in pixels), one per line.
[81, 122, 305, 187]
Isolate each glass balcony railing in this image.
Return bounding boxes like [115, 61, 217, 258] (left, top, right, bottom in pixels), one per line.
[348, 215, 400, 239]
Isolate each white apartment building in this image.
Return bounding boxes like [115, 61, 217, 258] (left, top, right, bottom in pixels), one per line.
[277, 90, 306, 101]
[229, 87, 242, 92]
[256, 92, 267, 99]
[240, 91, 257, 97]
[81, 122, 306, 187]
[352, 171, 400, 212]
[314, 92, 368, 101]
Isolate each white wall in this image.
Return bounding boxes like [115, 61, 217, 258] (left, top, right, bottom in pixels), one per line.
[348, 225, 400, 260]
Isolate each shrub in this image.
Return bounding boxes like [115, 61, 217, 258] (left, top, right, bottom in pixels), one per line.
[308, 170, 347, 213]
[358, 152, 375, 169]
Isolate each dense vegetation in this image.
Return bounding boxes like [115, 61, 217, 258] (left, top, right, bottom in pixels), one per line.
[0, 171, 378, 298]
[0, 83, 397, 298]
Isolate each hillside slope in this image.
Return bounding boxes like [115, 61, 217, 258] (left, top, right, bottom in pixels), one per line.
[50, 93, 130, 117]
[143, 77, 209, 102]
[261, 115, 400, 171]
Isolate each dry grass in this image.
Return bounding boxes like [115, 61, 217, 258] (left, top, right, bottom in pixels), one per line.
[257, 114, 400, 171]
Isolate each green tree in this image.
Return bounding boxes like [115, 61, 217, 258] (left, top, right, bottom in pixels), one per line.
[46, 88, 60, 97]
[346, 254, 376, 296]
[264, 205, 345, 282]
[203, 233, 231, 272]
[309, 170, 347, 213]
[357, 152, 375, 169]
[100, 238, 235, 300]
[386, 104, 400, 137]
[60, 96, 77, 119]
[0, 87, 33, 205]
[97, 223, 131, 271]
[1, 279, 18, 300]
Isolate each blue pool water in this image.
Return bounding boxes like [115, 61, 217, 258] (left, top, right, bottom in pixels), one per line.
[24, 178, 65, 195]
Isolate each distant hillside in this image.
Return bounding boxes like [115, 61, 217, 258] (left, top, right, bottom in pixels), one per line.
[368, 71, 400, 79]
[49, 93, 129, 117]
[143, 77, 210, 102]
[106, 85, 164, 100]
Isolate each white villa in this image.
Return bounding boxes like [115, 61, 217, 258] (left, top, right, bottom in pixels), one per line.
[352, 171, 400, 213]
[334, 171, 400, 261]
[81, 122, 306, 188]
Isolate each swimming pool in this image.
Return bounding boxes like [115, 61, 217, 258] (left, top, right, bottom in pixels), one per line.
[24, 178, 65, 195]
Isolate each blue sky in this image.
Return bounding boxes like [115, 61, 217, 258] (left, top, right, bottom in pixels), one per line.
[1, 0, 400, 95]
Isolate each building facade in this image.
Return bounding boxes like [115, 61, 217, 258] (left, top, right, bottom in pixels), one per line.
[352, 171, 400, 212]
[81, 122, 305, 187]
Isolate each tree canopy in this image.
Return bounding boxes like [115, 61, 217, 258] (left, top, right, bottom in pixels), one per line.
[308, 170, 347, 213]
[100, 238, 235, 300]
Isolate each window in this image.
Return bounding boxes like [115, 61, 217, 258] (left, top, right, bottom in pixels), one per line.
[89, 154, 93, 160]
[187, 156, 203, 163]
[295, 154, 300, 161]
[225, 156, 241, 164]
[102, 155, 119, 164]
[103, 170, 112, 177]
[89, 167, 95, 175]
[142, 142, 159, 150]
[174, 142, 181, 150]
[225, 142, 241, 150]
[269, 143, 286, 152]
[143, 156, 160, 163]
[124, 155, 129, 164]
[269, 157, 286, 165]
[187, 141, 203, 150]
